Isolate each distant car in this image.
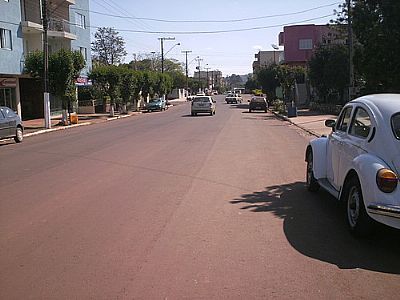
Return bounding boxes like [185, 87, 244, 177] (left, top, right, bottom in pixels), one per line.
[306, 94, 400, 236]
[191, 96, 216, 116]
[187, 95, 195, 101]
[146, 98, 167, 112]
[249, 97, 268, 113]
[225, 95, 242, 104]
[0, 106, 23, 143]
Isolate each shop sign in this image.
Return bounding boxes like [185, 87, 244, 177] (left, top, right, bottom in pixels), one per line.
[0, 78, 17, 88]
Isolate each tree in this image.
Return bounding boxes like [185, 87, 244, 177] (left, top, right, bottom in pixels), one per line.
[25, 49, 85, 124]
[308, 44, 349, 104]
[244, 74, 260, 93]
[276, 65, 305, 102]
[335, 0, 400, 93]
[167, 70, 186, 89]
[154, 73, 173, 97]
[91, 27, 127, 65]
[141, 71, 156, 100]
[256, 65, 279, 100]
[89, 65, 122, 116]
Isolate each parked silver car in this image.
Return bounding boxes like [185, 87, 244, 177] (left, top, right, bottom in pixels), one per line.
[0, 106, 23, 143]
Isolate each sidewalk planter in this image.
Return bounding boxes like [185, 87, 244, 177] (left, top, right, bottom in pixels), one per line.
[70, 114, 78, 124]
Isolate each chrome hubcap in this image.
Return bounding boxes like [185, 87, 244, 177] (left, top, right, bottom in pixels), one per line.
[17, 129, 23, 140]
[347, 186, 360, 227]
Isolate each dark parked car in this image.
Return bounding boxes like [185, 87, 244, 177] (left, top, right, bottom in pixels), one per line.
[249, 97, 268, 113]
[146, 98, 167, 112]
[0, 106, 23, 143]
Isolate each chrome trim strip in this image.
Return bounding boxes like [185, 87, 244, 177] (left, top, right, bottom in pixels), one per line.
[367, 203, 400, 219]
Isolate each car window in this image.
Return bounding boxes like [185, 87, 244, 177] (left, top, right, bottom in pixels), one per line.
[336, 106, 352, 132]
[1, 107, 16, 118]
[193, 97, 211, 103]
[391, 113, 400, 140]
[349, 107, 372, 138]
[0, 110, 5, 120]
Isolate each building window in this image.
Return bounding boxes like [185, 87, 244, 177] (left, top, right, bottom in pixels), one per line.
[80, 47, 87, 60]
[75, 12, 86, 29]
[0, 28, 12, 50]
[299, 39, 312, 50]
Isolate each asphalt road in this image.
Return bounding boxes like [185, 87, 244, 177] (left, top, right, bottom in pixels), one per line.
[1, 95, 399, 299]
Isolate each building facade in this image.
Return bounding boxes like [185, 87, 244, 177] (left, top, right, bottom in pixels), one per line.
[278, 24, 343, 66]
[0, 0, 91, 120]
[193, 70, 223, 90]
[252, 50, 283, 73]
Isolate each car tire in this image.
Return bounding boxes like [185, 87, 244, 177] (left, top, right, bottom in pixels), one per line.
[345, 176, 374, 237]
[249, 109, 252, 113]
[210, 111, 213, 116]
[191, 112, 194, 116]
[306, 151, 319, 192]
[14, 126, 23, 143]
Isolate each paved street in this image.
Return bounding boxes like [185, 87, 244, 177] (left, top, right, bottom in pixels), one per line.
[1, 95, 399, 299]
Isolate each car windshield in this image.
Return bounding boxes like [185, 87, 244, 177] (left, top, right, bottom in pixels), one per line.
[149, 99, 161, 103]
[193, 97, 210, 102]
[391, 113, 400, 140]
[252, 98, 265, 102]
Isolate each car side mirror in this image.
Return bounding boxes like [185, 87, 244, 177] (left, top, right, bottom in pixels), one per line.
[325, 119, 336, 130]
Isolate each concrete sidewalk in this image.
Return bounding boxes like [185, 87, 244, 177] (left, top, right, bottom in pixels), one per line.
[272, 108, 338, 137]
[23, 98, 188, 138]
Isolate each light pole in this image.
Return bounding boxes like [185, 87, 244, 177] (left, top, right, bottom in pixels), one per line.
[150, 51, 156, 70]
[158, 37, 176, 73]
[346, 0, 354, 100]
[42, 0, 51, 128]
[182, 50, 192, 95]
[271, 44, 279, 64]
[195, 57, 203, 92]
[205, 64, 211, 92]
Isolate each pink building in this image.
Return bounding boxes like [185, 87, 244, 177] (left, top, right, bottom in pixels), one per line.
[279, 24, 343, 66]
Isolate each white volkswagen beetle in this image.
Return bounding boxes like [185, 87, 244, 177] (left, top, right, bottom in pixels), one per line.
[305, 94, 400, 236]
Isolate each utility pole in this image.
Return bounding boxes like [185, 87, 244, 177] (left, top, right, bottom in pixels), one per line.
[347, 0, 354, 100]
[42, 0, 51, 128]
[195, 57, 203, 92]
[205, 65, 211, 92]
[158, 37, 175, 73]
[211, 70, 214, 91]
[182, 50, 192, 95]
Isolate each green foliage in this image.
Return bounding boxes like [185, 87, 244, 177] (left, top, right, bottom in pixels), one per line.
[154, 73, 173, 96]
[335, 0, 400, 93]
[91, 27, 127, 65]
[272, 99, 286, 114]
[256, 65, 279, 100]
[276, 65, 305, 101]
[89, 65, 121, 104]
[167, 70, 186, 89]
[308, 44, 349, 104]
[141, 71, 156, 99]
[25, 49, 85, 109]
[24, 51, 43, 78]
[244, 75, 260, 92]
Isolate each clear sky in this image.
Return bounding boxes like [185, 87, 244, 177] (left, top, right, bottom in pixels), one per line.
[88, 0, 341, 77]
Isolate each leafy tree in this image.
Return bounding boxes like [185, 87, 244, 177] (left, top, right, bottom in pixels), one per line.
[244, 75, 260, 93]
[25, 49, 85, 123]
[308, 44, 349, 104]
[91, 27, 127, 65]
[141, 71, 156, 100]
[154, 73, 173, 97]
[256, 65, 279, 100]
[276, 65, 305, 102]
[335, 0, 400, 93]
[167, 70, 186, 89]
[89, 65, 122, 116]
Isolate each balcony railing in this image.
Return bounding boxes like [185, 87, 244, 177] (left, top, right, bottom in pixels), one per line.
[48, 18, 71, 33]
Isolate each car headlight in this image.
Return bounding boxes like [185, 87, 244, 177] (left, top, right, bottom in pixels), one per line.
[376, 168, 398, 193]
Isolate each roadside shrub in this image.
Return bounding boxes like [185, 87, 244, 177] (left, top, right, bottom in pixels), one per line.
[272, 99, 286, 114]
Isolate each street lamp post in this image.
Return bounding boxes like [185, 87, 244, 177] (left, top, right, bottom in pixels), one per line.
[195, 57, 203, 92]
[182, 50, 192, 96]
[158, 37, 176, 73]
[271, 44, 279, 64]
[205, 64, 211, 92]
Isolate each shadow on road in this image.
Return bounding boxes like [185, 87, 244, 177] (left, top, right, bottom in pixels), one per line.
[230, 182, 400, 274]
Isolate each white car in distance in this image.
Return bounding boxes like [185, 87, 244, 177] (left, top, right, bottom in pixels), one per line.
[306, 94, 400, 236]
[191, 96, 216, 116]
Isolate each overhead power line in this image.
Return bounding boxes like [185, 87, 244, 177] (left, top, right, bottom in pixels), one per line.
[72, 2, 340, 23]
[88, 14, 334, 35]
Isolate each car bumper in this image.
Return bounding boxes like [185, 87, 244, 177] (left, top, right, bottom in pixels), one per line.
[367, 203, 400, 219]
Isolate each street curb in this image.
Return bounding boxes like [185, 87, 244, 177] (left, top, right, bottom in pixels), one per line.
[25, 122, 92, 137]
[24, 112, 143, 138]
[271, 110, 321, 138]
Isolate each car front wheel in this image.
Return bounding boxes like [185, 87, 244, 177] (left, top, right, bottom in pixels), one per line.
[345, 176, 374, 237]
[14, 126, 23, 143]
